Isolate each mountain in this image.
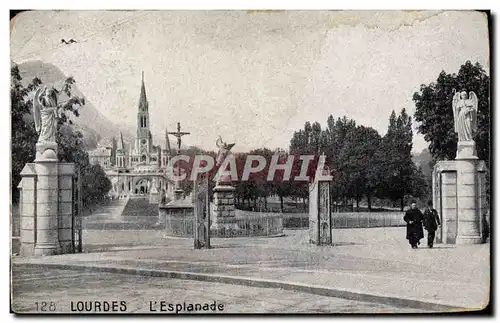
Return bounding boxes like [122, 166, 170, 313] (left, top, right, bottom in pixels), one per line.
[16, 60, 134, 149]
[412, 148, 434, 179]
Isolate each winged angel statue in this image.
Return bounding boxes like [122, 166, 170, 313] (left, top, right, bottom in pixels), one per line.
[32, 78, 85, 144]
[215, 136, 235, 185]
[452, 89, 478, 142]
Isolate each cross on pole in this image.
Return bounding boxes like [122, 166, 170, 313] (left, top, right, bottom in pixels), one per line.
[168, 122, 190, 154]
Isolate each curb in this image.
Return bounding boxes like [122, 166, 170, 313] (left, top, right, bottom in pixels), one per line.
[14, 262, 465, 312]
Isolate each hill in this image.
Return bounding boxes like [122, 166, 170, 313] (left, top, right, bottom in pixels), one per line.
[16, 60, 134, 149]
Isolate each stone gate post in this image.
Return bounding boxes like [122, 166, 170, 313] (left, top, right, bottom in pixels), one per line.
[17, 146, 77, 256]
[33, 151, 60, 256]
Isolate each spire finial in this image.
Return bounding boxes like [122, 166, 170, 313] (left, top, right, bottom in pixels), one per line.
[142, 71, 144, 82]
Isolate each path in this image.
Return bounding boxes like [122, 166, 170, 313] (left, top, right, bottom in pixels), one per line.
[12, 227, 490, 312]
[12, 266, 415, 313]
[83, 198, 161, 230]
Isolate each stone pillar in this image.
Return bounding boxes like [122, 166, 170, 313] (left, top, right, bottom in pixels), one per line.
[58, 163, 75, 254]
[441, 171, 457, 244]
[455, 158, 482, 244]
[211, 185, 238, 231]
[309, 171, 333, 246]
[33, 148, 60, 256]
[432, 168, 442, 243]
[433, 157, 487, 245]
[18, 164, 37, 256]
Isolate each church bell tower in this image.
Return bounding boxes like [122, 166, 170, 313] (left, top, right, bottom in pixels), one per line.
[135, 71, 152, 163]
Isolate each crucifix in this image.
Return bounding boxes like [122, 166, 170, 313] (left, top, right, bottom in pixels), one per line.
[167, 122, 190, 199]
[168, 122, 190, 154]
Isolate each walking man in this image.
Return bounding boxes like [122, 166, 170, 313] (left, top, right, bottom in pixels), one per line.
[423, 200, 441, 248]
[403, 200, 424, 249]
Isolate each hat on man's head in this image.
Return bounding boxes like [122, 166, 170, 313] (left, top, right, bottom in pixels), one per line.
[410, 199, 417, 204]
[427, 200, 433, 206]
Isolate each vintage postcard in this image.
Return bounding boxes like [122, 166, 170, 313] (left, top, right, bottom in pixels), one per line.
[10, 10, 491, 314]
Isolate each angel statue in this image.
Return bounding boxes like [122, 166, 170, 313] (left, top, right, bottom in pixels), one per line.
[32, 77, 85, 144]
[452, 88, 478, 142]
[215, 136, 235, 185]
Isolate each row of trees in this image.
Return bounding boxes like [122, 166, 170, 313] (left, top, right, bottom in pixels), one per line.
[194, 108, 426, 212]
[288, 110, 427, 211]
[11, 64, 111, 207]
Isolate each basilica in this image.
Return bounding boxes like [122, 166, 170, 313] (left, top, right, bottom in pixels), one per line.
[88, 73, 173, 201]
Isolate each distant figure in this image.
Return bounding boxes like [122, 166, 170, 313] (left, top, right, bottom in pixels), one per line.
[423, 200, 441, 248]
[403, 200, 424, 249]
[160, 189, 167, 205]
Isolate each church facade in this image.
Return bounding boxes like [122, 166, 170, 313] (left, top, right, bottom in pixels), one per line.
[88, 73, 173, 201]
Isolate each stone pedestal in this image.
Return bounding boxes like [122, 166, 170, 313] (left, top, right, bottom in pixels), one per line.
[58, 164, 76, 254]
[210, 185, 238, 230]
[160, 198, 194, 237]
[455, 158, 482, 244]
[433, 154, 488, 245]
[456, 140, 478, 160]
[17, 142, 77, 257]
[18, 164, 37, 256]
[33, 158, 60, 256]
[35, 142, 58, 162]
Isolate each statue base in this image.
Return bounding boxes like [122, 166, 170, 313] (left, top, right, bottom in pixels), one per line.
[432, 159, 488, 245]
[35, 142, 58, 162]
[211, 185, 239, 231]
[456, 141, 478, 160]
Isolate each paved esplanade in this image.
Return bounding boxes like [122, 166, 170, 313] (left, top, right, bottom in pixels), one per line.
[13, 226, 489, 312]
[12, 267, 418, 313]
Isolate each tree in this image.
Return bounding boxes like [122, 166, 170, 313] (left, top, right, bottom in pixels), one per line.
[379, 108, 421, 210]
[323, 116, 357, 203]
[337, 125, 382, 211]
[11, 65, 40, 202]
[11, 63, 111, 206]
[289, 121, 324, 210]
[409, 165, 429, 201]
[413, 61, 490, 163]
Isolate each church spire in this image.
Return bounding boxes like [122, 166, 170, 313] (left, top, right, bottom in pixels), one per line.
[139, 71, 148, 111]
[118, 131, 125, 150]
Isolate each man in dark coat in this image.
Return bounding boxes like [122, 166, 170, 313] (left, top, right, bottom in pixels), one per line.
[423, 200, 441, 248]
[403, 200, 424, 249]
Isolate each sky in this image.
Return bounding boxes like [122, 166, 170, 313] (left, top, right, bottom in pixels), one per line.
[10, 10, 490, 153]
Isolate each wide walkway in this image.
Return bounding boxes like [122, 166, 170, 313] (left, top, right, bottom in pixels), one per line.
[82, 198, 161, 230]
[13, 227, 490, 312]
[12, 266, 414, 313]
